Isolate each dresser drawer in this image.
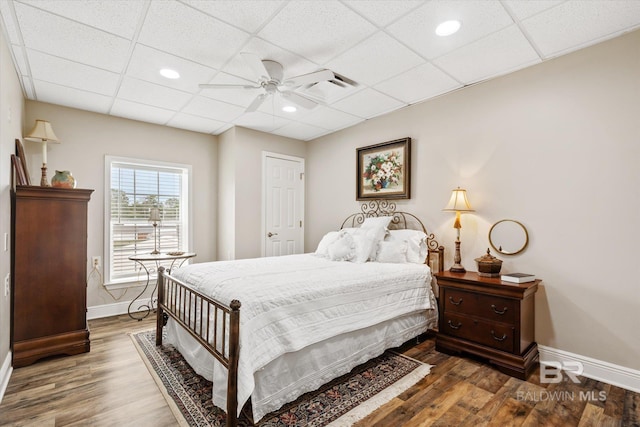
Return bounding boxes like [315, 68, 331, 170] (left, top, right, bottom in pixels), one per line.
[442, 312, 515, 353]
[443, 288, 517, 324]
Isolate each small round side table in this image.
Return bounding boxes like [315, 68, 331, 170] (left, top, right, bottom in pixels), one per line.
[127, 252, 196, 321]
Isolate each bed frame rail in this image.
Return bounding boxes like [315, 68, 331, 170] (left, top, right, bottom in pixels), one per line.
[156, 266, 241, 427]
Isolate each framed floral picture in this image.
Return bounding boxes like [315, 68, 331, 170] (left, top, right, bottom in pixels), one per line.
[357, 137, 411, 200]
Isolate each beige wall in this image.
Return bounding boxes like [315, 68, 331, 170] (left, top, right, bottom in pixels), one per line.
[0, 25, 25, 373]
[23, 102, 217, 308]
[306, 30, 640, 371]
[217, 126, 306, 260]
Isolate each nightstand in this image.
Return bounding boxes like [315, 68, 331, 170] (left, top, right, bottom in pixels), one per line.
[435, 271, 540, 379]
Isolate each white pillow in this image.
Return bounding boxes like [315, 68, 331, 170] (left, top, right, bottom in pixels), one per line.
[357, 216, 394, 260]
[314, 231, 340, 257]
[375, 240, 409, 263]
[341, 228, 378, 263]
[386, 229, 428, 263]
[361, 216, 393, 230]
[327, 231, 356, 261]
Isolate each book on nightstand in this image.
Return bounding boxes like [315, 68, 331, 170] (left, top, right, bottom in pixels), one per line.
[501, 273, 536, 283]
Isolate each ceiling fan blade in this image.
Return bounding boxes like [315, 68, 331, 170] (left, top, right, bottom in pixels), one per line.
[281, 91, 319, 110]
[246, 93, 268, 112]
[240, 52, 271, 80]
[283, 69, 335, 88]
[199, 83, 260, 89]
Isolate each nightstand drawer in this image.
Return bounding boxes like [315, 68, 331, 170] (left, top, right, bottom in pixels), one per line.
[442, 313, 515, 353]
[443, 288, 517, 324]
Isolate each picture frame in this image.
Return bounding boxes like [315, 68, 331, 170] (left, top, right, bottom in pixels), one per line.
[15, 139, 30, 185]
[356, 137, 411, 200]
[11, 154, 27, 186]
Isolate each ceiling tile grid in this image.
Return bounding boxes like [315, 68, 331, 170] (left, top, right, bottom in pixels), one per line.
[1, 0, 639, 141]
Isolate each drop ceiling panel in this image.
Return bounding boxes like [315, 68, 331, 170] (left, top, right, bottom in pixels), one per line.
[182, 0, 285, 33]
[326, 31, 425, 86]
[331, 88, 405, 119]
[522, 1, 640, 57]
[20, 0, 145, 39]
[503, 0, 566, 20]
[258, 0, 377, 64]
[0, 1, 20, 43]
[138, 0, 250, 69]
[434, 25, 541, 84]
[28, 49, 120, 96]
[387, 1, 514, 60]
[343, 0, 423, 27]
[182, 96, 246, 122]
[233, 111, 291, 133]
[14, 2, 130, 72]
[127, 44, 217, 93]
[374, 63, 461, 104]
[167, 112, 227, 134]
[33, 80, 112, 114]
[117, 77, 193, 111]
[272, 121, 328, 141]
[298, 106, 363, 131]
[111, 99, 176, 125]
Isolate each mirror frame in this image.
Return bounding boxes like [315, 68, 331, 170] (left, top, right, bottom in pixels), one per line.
[489, 219, 529, 255]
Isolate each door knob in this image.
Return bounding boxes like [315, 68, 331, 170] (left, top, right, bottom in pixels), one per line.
[267, 232, 278, 237]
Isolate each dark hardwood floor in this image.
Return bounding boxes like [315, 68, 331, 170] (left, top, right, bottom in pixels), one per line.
[0, 314, 638, 426]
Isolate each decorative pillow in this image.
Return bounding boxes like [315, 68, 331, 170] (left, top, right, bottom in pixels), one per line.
[358, 216, 394, 260]
[386, 229, 428, 263]
[341, 228, 377, 263]
[314, 231, 340, 258]
[327, 231, 356, 261]
[375, 240, 409, 263]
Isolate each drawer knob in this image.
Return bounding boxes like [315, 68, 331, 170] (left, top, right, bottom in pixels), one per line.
[448, 320, 462, 329]
[491, 330, 508, 341]
[449, 296, 463, 306]
[491, 304, 508, 315]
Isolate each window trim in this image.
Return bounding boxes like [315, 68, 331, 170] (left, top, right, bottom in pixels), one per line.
[104, 155, 193, 286]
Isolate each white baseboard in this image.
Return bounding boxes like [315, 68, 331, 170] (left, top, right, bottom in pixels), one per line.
[88, 297, 152, 320]
[539, 345, 640, 393]
[0, 351, 12, 404]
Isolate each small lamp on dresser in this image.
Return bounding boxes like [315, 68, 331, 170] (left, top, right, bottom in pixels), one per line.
[25, 119, 60, 187]
[149, 207, 162, 254]
[443, 187, 474, 272]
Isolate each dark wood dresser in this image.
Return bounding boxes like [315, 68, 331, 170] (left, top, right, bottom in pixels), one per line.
[435, 271, 540, 379]
[11, 186, 93, 367]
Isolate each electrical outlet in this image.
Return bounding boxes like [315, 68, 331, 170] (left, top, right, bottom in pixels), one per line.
[4, 273, 10, 297]
[92, 256, 101, 269]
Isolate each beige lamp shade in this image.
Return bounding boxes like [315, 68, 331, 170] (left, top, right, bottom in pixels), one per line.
[149, 208, 162, 222]
[25, 119, 60, 143]
[443, 187, 474, 212]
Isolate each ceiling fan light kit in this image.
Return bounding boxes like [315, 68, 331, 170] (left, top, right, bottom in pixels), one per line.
[199, 52, 338, 113]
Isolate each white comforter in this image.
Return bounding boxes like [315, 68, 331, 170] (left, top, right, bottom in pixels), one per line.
[169, 253, 433, 418]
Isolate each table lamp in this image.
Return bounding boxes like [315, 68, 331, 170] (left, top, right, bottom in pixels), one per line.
[443, 187, 474, 272]
[149, 207, 162, 254]
[25, 119, 60, 187]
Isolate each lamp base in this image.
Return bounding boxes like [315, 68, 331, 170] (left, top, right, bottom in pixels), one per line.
[40, 164, 50, 187]
[450, 239, 466, 273]
[150, 250, 160, 255]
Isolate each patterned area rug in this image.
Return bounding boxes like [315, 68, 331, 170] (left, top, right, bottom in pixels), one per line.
[131, 330, 431, 427]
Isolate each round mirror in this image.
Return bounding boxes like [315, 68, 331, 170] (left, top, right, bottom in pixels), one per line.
[489, 219, 529, 255]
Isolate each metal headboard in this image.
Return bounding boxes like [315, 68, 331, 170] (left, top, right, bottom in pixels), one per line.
[340, 200, 445, 272]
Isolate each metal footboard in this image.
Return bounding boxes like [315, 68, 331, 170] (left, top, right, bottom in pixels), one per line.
[155, 266, 241, 427]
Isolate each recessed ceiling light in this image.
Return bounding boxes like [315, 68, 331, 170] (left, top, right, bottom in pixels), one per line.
[159, 68, 180, 79]
[435, 20, 461, 37]
[282, 105, 297, 113]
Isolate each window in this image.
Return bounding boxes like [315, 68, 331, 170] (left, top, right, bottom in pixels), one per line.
[105, 156, 191, 284]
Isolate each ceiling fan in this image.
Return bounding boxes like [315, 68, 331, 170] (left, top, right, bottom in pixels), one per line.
[199, 52, 335, 113]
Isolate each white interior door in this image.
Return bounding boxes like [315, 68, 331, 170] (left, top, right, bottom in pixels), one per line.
[263, 153, 304, 257]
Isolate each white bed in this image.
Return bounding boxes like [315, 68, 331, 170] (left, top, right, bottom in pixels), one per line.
[165, 253, 438, 421]
[155, 205, 444, 426]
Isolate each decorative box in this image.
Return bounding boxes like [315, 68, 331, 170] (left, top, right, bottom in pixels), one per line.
[475, 248, 503, 277]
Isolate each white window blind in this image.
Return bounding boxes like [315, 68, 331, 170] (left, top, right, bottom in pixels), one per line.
[106, 157, 190, 284]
